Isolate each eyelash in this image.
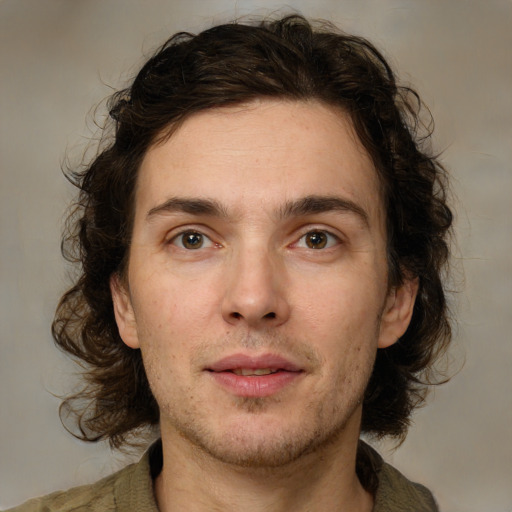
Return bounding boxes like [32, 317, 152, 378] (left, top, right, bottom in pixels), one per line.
[168, 229, 216, 250]
[167, 227, 341, 252]
[293, 229, 341, 250]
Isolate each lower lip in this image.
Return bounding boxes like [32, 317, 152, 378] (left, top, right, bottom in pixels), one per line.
[209, 371, 302, 398]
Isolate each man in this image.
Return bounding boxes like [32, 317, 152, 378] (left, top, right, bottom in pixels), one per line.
[10, 14, 452, 512]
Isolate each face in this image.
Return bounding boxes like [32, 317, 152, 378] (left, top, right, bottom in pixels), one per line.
[112, 99, 417, 468]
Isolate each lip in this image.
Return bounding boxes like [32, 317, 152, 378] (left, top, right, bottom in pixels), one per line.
[206, 353, 304, 398]
[208, 353, 302, 373]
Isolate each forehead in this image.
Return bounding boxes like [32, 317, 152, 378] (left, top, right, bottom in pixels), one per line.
[136, 99, 383, 226]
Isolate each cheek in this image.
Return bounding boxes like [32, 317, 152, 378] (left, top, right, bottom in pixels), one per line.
[295, 271, 384, 333]
[292, 270, 384, 377]
[131, 275, 218, 356]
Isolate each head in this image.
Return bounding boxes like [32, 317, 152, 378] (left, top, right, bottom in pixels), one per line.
[54, 14, 452, 449]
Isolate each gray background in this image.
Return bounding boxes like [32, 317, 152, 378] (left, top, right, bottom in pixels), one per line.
[1, 0, 511, 510]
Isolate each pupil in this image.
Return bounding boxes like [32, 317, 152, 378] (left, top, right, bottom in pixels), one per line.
[306, 232, 327, 249]
[183, 232, 203, 249]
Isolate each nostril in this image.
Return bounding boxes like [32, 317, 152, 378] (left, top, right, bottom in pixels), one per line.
[226, 310, 280, 323]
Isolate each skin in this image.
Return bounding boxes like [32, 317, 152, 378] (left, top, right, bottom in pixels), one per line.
[111, 99, 418, 511]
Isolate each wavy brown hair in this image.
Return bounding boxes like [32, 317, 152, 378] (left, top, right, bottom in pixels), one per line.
[54, 14, 453, 448]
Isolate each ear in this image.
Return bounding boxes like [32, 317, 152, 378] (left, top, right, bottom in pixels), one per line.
[378, 277, 419, 349]
[110, 273, 140, 349]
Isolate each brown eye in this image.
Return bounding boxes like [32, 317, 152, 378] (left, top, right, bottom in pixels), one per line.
[173, 231, 212, 250]
[305, 231, 328, 249]
[296, 230, 338, 250]
[182, 232, 203, 249]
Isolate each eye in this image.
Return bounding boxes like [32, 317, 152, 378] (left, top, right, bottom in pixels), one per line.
[171, 231, 214, 250]
[296, 230, 339, 250]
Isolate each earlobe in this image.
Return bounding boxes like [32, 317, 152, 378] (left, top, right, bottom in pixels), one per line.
[378, 277, 419, 349]
[110, 273, 140, 349]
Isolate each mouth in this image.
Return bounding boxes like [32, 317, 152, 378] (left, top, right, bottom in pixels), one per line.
[207, 353, 302, 373]
[230, 368, 280, 376]
[206, 354, 304, 397]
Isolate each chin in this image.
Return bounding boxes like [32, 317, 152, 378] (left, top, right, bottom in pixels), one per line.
[168, 400, 358, 470]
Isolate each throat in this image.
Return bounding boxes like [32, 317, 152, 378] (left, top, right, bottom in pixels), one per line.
[154, 428, 374, 512]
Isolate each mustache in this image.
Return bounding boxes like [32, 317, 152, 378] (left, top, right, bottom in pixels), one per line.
[192, 331, 322, 370]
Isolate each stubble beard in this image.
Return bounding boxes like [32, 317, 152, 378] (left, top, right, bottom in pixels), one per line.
[147, 330, 378, 471]
[156, 366, 374, 470]
[169, 396, 362, 470]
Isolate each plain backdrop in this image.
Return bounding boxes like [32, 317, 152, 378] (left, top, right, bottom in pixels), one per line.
[1, 1, 511, 510]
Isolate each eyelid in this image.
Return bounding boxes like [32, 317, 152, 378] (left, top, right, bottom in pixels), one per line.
[172, 232, 213, 249]
[166, 225, 220, 249]
[291, 227, 343, 249]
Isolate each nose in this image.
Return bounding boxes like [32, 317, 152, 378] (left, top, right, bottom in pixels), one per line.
[221, 247, 290, 328]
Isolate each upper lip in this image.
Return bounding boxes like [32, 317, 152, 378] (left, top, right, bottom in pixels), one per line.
[207, 353, 303, 373]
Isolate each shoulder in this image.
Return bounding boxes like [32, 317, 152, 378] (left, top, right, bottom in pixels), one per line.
[359, 441, 439, 512]
[375, 460, 439, 512]
[4, 465, 130, 512]
[4, 444, 158, 512]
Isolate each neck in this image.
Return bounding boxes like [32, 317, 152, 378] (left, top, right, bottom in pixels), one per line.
[154, 422, 373, 512]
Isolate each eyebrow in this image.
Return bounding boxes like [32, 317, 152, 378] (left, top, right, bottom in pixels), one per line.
[147, 197, 229, 219]
[146, 194, 369, 227]
[279, 195, 370, 227]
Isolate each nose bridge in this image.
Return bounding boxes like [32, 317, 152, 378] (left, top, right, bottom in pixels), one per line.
[222, 239, 289, 327]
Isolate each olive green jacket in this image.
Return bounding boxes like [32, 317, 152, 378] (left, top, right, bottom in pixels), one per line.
[6, 442, 438, 512]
